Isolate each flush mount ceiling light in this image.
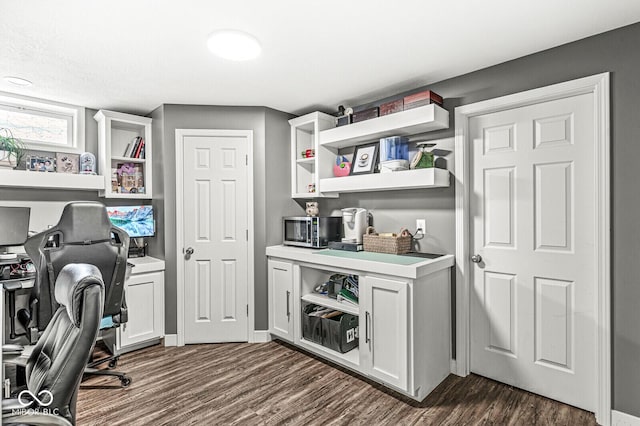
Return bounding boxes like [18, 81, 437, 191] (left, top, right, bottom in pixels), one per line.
[207, 30, 261, 61]
[4, 76, 33, 87]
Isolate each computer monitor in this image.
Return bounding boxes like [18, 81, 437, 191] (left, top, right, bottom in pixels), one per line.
[0, 206, 30, 247]
[105, 205, 155, 238]
[0, 206, 30, 260]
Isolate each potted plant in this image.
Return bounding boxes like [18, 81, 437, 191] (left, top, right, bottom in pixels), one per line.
[0, 128, 25, 169]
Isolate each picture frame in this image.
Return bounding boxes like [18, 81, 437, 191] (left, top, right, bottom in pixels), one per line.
[55, 152, 79, 174]
[26, 155, 56, 172]
[349, 142, 379, 175]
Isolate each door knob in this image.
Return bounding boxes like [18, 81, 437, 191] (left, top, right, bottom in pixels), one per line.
[185, 247, 194, 258]
[471, 254, 482, 263]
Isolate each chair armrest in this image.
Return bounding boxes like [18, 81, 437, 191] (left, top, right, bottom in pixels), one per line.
[3, 412, 73, 426]
[2, 397, 29, 413]
[2, 345, 27, 365]
[2, 344, 24, 355]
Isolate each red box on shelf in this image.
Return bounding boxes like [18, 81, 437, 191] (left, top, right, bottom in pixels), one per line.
[403, 90, 443, 109]
[352, 107, 379, 123]
[379, 99, 404, 116]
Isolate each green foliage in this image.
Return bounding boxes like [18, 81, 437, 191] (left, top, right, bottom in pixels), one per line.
[0, 128, 25, 166]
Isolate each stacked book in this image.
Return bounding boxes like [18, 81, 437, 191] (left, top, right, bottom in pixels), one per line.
[336, 275, 359, 306]
[123, 136, 146, 159]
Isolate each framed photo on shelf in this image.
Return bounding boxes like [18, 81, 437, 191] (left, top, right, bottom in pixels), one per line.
[349, 142, 379, 175]
[55, 153, 80, 174]
[26, 155, 56, 172]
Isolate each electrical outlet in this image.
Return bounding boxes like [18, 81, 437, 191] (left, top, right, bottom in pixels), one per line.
[416, 219, 426, 234]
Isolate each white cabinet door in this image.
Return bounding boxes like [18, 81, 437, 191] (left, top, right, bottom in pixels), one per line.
[361, 275, 410, 391]
[120, 271, 165, 348]
[268, 259, 294, 342]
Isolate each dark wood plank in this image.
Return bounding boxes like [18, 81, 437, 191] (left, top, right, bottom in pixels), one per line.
[77, 341, 597, 426]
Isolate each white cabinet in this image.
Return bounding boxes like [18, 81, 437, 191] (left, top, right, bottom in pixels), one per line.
[120, 270, 164, 348]
[94, 109, 152, 199]
[361, 275, 409, 391]
[268, 259, 295, 342]
[105, 256, 165, 354]
[266, 245, 454, 401]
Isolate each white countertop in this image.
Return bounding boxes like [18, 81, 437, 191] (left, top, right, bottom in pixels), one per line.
[127, 256, 165, 274]
[266, 245, 454, 279]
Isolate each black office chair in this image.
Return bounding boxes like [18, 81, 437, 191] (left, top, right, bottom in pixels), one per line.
[2, 263, 105, 426]
[23, 201, 132, 387]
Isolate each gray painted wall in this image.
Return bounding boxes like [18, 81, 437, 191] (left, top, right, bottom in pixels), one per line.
[150, 105, 297, 335]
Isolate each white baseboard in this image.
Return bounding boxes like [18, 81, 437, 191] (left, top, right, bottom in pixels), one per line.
[164, 334, 178, 347]
[252, 330, 271, 343]
[450, 359, 457, 374]
[612, 410, 640, 426]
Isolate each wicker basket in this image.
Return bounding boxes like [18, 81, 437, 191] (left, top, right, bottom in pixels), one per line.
[362, 227, 412, 255]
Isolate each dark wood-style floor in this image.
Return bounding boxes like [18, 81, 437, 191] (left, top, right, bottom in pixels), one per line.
[77, 341, 597, 425]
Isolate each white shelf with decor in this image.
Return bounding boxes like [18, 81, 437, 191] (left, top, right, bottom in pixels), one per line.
[289, 112, 338, 198]
[320, 167, 450, 194]
[94, 109, 152, 199]
[289, 103, 450, 197]
[319, 104, 449, 149]
[0, 169, 104, 191]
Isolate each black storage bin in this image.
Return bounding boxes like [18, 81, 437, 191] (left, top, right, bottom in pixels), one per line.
[322, 313, 359, 353]
[301, 304, 323, 344]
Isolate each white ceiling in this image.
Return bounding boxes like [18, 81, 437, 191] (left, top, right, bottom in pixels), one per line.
[1, 1, 639, 116]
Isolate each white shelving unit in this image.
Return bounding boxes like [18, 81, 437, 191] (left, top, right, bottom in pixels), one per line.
[319, 104, 449, 148]
[0, 169, 104, 191]
[290, 104, 450, 197]
[320, 167, 450, 194]
[300, 293, 359, 316]
[94, 109, 152, 199]
[289, 112, 337, 198]
[298, 336, 360, 368]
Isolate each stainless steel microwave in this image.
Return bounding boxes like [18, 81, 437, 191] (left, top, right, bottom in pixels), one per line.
[283, 216, 342, 248]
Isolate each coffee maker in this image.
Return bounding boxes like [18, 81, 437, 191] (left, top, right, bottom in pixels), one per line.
[327, 207, 368, 251]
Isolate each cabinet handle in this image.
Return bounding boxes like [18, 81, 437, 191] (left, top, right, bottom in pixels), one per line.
[365, 311, 370, 344]
[286, 290, 291, 320]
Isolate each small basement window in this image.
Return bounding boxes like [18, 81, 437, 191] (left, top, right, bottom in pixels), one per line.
[0, 91, 85, 153]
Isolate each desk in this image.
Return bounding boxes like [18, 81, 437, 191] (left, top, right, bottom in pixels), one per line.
[1, 256, 36, 345]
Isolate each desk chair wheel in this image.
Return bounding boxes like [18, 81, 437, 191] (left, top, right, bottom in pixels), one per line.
[108, 358, 118, 369]
[120, 376, 132, 387]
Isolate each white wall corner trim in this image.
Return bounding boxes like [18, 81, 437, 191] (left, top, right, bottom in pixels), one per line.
[164, 334, 178, 347]
[454, 73, 611, 426]
[251, 330, 272, 343]
[612, 411, 640, 426]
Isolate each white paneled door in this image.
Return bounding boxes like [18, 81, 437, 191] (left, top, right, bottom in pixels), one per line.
[469, 93, 597, 411]
[182, 132, 249, 344]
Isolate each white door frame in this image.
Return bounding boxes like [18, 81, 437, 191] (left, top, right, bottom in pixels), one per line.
[175, 128, 256, 346]
[454, 73, 610, 424]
